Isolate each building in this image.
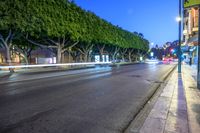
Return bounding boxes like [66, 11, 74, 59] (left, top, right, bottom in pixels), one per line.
[0, 48, 21, 65]
[183, 1, 199, 64]
[0, 48, 56, 65]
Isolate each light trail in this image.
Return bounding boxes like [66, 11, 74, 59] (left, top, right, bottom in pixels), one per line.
[0, 62, 112, 69]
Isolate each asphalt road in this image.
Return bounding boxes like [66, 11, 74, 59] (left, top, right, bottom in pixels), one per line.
[0, 63, 176, 133]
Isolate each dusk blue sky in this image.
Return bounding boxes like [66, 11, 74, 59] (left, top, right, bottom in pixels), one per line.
[75, 0, 179, 46]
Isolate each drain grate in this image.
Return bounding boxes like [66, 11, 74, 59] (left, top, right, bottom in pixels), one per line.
[154, 81, 164, 84]
[189, 86, 196, 89]
[146, 79, 164, 84]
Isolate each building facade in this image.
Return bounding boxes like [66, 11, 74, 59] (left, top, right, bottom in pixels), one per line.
[183, 2, 199, 64]
[183, 6, 199, 46]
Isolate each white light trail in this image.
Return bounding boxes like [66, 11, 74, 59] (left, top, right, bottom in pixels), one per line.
[0, 62, 112, 69]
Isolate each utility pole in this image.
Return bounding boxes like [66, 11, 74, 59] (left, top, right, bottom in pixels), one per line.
[197, 5, 200, 89]
[178, 0, 182, 73]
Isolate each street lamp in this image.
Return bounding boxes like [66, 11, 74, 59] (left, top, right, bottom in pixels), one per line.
[197, 5, 200, 89]
[150, 42, 154, 48]
[176, 16, 181, 22]
[177, 0, 182, 73]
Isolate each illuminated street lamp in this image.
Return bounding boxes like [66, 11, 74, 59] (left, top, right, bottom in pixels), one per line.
[150, 42, 154, 48]
[175, 16, 181, 22]
[197, 6, 200, 89]
[177, 0, 182, 73]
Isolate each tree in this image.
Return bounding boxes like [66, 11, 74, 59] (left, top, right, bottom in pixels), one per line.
[0, 0, 22, 66]
[23, 0, 81, 63]
[13, 37, 37, 64]
[138, 33, 144, 38]
[76, 42, 93, 62]
[0, 0, 150, 65]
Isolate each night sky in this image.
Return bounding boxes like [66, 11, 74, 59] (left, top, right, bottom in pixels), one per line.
[75, 0, 179, 46]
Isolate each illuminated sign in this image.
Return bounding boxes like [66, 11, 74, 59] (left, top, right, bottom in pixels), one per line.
[150, 52, 154, 57]
[184, 0, 200, 8]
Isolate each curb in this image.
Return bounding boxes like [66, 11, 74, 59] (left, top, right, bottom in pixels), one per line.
[123, 65, 177, 133]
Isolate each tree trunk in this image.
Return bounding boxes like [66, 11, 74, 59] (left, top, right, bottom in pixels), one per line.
[61, 53, 65, 63]
[112, 54, 115, 61]
[128, 49, 134, 63]
[120, 48, 127, 62]
[84, 54, 88, 62]
[77, 44, 93, 63]
[128, 51, 132, 62]
[29, 52, 32, 64]
[112, 47, 120, 61]
[0, 29, 15, 72]
[57, 46, 62, 64]
[67, 52, 70, 63]
[112, 52, 117, 61]
[24, 56, 28, 65]
[122, 55, 125, 62]
[112, 51, 118, 61]
[97, 44, 105, 62]
[5, 46, 11, 65]
[5, 44, 14, 72]
[99, 47, 104, 62]
[88, 53, 92, 62]
[22, 54, 28, 65]
[99, 52, 103, 62]
[71, 51, 80, 63]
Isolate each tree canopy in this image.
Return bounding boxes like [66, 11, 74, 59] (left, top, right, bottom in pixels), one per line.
[0, 0, 149, 63]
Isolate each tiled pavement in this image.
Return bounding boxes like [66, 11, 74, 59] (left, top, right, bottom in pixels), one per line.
[139, 65, 200, 133]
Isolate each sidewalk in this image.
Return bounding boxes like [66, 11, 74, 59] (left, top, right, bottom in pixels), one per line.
[139, 65, 200, 133]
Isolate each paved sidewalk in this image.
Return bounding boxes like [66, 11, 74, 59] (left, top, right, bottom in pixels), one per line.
[139, 65, 200, 133]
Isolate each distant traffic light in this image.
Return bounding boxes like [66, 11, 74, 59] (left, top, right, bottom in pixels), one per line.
[170, 48, 175, 54]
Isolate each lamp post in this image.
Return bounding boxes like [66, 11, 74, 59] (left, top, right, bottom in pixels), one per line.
[197, 5, 200, 89]
[177, 0, 182, 73]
